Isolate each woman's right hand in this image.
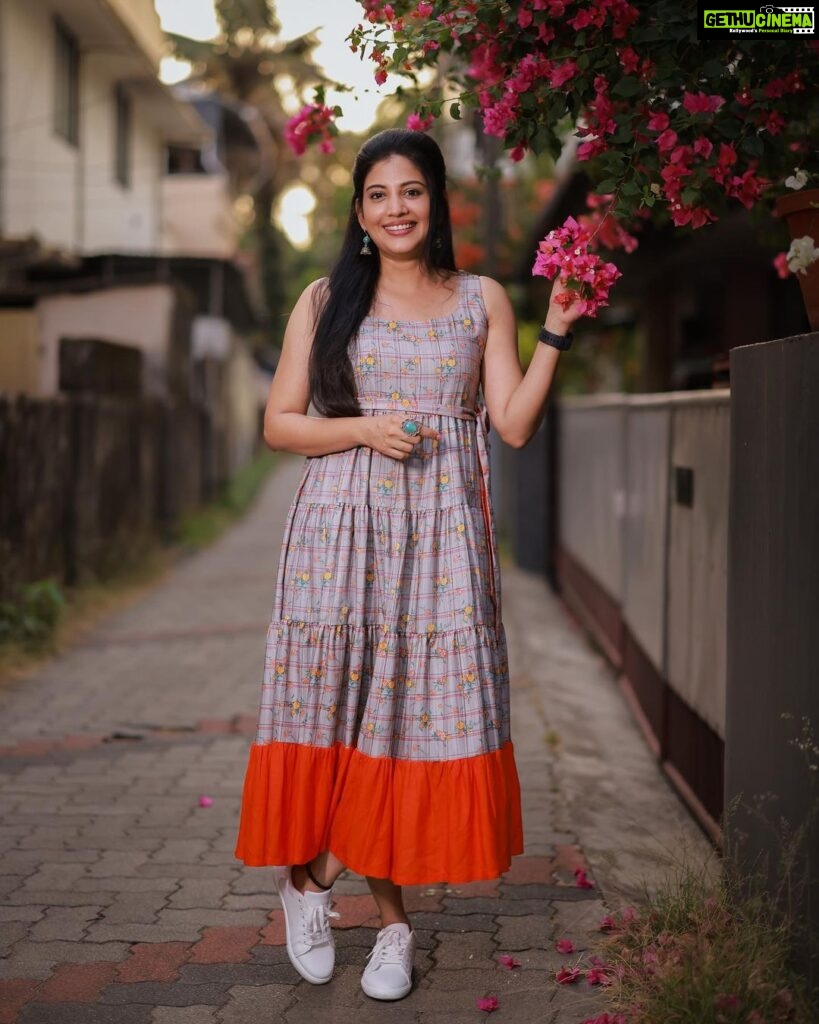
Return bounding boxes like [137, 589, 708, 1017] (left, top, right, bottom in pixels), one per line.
[363, 415, 441, 461]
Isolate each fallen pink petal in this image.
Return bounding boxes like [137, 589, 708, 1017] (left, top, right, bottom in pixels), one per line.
[476, 995, 500, 1013]
[198, 796, 214, 808]
[555, 938, 576, 954]
[599, 914, 618, 931]
[555, 966, 582, 984]
[574, 868, 595, 889]
[586, 966, 611, 986]
[497, 954, 520, 970]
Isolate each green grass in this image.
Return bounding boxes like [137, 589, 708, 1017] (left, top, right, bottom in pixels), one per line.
[176, 448, 278, 550]
[596, 860, 814, 1023]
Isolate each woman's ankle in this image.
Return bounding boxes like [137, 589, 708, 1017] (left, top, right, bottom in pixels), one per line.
[291, 862, 332, 895]
[380, 913, 411, 929]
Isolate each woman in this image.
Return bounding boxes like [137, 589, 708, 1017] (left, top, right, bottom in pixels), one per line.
[235, 128, 580, 1000]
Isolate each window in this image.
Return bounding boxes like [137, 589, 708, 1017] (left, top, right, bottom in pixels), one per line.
[114, 84, 132, 187]
[54, 18, 80, 146]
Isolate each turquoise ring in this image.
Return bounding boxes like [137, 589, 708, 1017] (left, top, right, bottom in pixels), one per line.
[401, 418, 421, 437]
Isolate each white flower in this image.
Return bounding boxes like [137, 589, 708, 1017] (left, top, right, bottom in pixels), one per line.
[786, 236, 819, 275]
[785, 168, 808, 191]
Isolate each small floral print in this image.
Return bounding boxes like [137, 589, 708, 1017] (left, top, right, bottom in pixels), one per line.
[437, 473, 450, 492]
[462, 316, 473, 328]
[321, 570, 333, 584]
[476, 996, 500, 1013]
[387, 320, 398, 331]
[348, 670, 361, 689]
[574, 868, 595, 889]
[555, 966, 582, 984]
[365, 568, 375, 586]
[419, 711, 431, 729]
[556, 938, 576, 954]
[364, 721, 379, 738]
[293, 571, 310, 586]
[380, 678, 396, 697]
[434, 575, 449, 592]
[377, 478, 395, 496]
[358, 353, 376, 373]
[462, 605, 474, 621]
[289, 699, 303, 716]
[497, 954, 520, 970]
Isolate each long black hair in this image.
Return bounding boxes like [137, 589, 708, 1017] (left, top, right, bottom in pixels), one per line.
[308, 129, 457, 417]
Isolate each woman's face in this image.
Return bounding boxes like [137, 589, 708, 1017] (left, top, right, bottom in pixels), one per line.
[357, 154, 432, 260]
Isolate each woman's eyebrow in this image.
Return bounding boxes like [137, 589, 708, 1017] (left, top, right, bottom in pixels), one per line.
[365, 180, 426, 190]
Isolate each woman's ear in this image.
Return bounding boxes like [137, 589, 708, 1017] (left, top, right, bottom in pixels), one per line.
[355, 199, 365, 232]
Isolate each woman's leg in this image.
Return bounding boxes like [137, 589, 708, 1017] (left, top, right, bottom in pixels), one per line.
[365, 876, 411, 928]
[292, 850, 347, 893]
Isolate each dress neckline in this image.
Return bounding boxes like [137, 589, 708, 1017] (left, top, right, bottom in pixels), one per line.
[365, 271, 466, 326]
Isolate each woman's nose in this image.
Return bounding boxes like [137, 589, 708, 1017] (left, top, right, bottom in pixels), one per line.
[387, 192, 407, 214]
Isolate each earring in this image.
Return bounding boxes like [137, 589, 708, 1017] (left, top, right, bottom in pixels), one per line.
[360, 232, 372, 256]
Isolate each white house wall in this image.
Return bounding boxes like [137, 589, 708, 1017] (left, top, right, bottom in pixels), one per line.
[37, 284, 176, 396]
[81, 55, 162, 254]
[1, 0, 165, 254]
[2, 0, 81, 248]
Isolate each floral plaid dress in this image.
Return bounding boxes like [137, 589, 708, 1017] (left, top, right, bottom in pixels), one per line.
[235, 272, 523, 884]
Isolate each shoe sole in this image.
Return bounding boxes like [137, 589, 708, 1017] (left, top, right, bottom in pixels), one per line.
[361, 974, 413, 1001]
[273, 868, 334, 986]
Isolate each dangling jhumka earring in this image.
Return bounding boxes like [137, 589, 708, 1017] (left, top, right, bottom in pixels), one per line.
[360, 232, 372, 256]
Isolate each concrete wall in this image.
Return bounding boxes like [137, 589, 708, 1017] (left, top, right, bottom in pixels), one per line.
[556, 390, 730, 830]
[667, 395, 730, 737]
[559, 397, 627, 603]
[161, 174, 239, 259]
[36, 284, 177, 397]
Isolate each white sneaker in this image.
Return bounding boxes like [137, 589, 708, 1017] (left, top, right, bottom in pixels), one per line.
[273, 866, 338, 985]
[361, 922, 416, 1001]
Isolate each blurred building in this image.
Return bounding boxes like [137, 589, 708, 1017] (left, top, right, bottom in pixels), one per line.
[0, 0, 266, 478]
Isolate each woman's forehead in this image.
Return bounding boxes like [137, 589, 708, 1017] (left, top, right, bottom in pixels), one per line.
[363, 154, 424, 188]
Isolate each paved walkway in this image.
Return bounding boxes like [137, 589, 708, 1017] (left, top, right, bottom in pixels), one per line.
[0, 457, 710, 1023]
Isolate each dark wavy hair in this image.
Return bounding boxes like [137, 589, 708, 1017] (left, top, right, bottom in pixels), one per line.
[308, 129, 457, 417]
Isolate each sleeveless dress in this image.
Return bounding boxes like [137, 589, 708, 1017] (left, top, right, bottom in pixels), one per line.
[235, 272, 523, 885]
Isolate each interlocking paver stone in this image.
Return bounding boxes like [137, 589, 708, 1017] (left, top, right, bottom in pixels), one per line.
[0, 460, 711, 1022]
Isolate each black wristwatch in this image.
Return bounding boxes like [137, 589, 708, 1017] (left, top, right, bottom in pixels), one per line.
[538, 325, 573, 351]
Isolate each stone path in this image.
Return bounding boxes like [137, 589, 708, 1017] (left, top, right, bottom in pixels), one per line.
[0, 457, 710, 1023]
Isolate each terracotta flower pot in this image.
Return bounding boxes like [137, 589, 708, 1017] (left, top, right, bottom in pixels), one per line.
[775, 187, 819, 331]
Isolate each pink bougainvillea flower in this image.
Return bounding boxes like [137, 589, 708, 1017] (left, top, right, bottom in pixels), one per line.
[773, 252, 791, 279]
[682, 90, 725, 114]
[555, 966, 582, 984]
[477, 995, 500, 1013]
[198, 795, 214, 807]
[620, 906, 639, 924]
[284, 104, 336, 156]
[647, 110, 670, 132]
[555, 938, 576, 954]
[586, 966, 611, 985]
[599, 914, 618, 931]
[497, 954, 521, 970]
[407, 112, 434, 132]
[574, 868, 595, 889]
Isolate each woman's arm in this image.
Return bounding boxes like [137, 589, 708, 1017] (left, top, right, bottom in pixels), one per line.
[264, 281, 438, 459]
[479, 276, 580, 449]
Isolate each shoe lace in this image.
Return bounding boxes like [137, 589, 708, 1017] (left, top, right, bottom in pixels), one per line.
[304, 901, 339, 945]
[367, 929, 409, 967]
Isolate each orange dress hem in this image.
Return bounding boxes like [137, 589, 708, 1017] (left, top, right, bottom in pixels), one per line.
[234, 739, 523, 886]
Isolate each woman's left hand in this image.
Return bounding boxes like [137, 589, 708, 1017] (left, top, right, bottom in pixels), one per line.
[543, 275, 584, 336]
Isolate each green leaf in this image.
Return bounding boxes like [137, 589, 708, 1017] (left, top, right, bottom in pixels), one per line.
[450, 101, 461, 120]
[717, 118, 742, 138]
[742, 134, 764, 158]
[595, 178, 620, 193]
[393, 46, 408, 65]
[701, 59, 725, 79]
[612, 77, 642, 98]
[681, 187, 700, 205]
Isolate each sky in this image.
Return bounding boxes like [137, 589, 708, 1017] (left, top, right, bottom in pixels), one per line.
[155, 0, 389, 133]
